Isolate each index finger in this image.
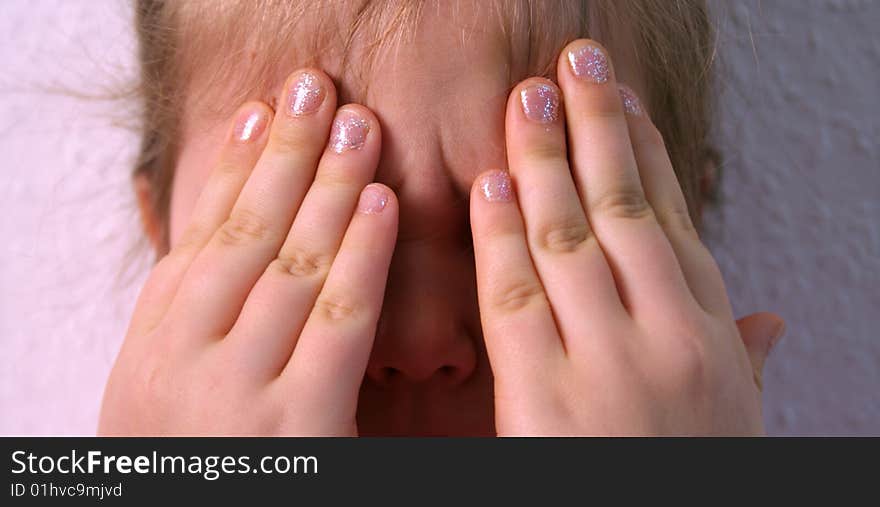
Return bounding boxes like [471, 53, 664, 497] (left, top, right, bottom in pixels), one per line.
[470, 169, 564, 383]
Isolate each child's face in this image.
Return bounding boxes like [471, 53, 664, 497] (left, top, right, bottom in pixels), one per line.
[168, 5, 644, 435]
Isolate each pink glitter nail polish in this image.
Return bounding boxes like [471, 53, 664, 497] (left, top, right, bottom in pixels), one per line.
[568, 45, 610, 83]
[232, 108, 266, 142]
[618, 85, 644, 116]
[330, 111, 370, 154]
[520, 84, 560, 124]
[479, 170, 513, 202]
[357, 184, 389, 214]
[288, 72, 325, 116]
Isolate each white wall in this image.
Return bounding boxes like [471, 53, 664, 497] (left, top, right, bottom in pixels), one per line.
[0, 1, 144, 434]
[0, 0, 877, 435]
[705, 0, 879, 434]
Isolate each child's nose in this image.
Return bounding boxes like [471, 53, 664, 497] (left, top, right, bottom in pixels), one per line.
[366, 312, 477, 388]
[365, 250, 478, 388]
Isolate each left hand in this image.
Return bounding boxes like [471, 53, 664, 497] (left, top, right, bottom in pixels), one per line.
[470, 39, 785, 435]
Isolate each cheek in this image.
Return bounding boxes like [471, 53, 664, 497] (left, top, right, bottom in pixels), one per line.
[168, 129, 226, 247]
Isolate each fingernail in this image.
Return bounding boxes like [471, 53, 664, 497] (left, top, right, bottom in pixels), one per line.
[618, 84, 644, 116]
[478, 170, 513, 202]
[232, 107, 268, 142]
[330, 110, 370, 154]
[288, 71, 325, 116]
[520, 84, 560, 124]
[357, 184, 389, 214]
[568, 44, 610, 83]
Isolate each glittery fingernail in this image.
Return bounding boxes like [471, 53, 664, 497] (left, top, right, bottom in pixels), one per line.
[568, 44, 610, 83]
[357, 184, 389, 214]
[478, 170, 513, 202]
[288, 71, 325, 116]
[232, 107, 267, 142]
[618, 85, 644, 116]
[329, 110, 370, 154]
[520, 84, 560, 124]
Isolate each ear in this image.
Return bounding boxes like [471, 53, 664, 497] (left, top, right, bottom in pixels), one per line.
[735, 312, 786, 392]
[134, 173, 163, 252]
[696, 150, 719, 222]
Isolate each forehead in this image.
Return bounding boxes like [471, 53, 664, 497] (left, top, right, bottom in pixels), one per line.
[360, 6, 516, 196]
[327, 1, 591, 195]
[177, 1, 645, 238]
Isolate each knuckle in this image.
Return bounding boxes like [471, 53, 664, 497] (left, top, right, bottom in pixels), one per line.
[590, 186, 654, 221]
[313, 168, 356, 190]
[271, 248, 332, 278]
[532, 217, 592, 254]
[577, 93, 624, 120]
[174, 224, 210, 254]
[313, 294, 361, 323]
[214, 160, 244, 177]
[270, 126, 323, 156]
[217, 209, 270, 246]
[491, 278, 548, 314]
[634, 123, 667, 151]
[665, 330, 711, 394]
[173, 230, 202, 254]
[521, 141, 569, 167]
[657, 205, 698, 238]
[134, 356, 172, 407]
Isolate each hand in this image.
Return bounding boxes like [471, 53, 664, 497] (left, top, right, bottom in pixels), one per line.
[99, 70, 397, 435]
[470, 40, 785, 435]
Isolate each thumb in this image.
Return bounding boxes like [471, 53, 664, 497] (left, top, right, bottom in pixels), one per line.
[735, 312, 786, 391]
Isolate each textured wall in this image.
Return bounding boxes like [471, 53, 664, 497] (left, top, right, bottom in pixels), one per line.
[704, 0, 880, 434]
[1, 0, 877, 435]
[0, 1, 145, 435]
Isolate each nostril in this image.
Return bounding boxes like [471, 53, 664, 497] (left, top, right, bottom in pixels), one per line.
[365, 365, 402, 388]
[379, 367, 399, 385]
[439, 365, 456, 377]
[439, 365, 470, 385]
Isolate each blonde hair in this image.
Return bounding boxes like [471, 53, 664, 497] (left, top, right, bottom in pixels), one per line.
[134, 0, 716, 251]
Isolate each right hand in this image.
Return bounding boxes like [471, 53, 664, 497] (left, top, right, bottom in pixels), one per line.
[99, 69, 397, 435]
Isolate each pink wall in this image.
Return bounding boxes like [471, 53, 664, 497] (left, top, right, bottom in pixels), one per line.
[1, 0, 877, 435]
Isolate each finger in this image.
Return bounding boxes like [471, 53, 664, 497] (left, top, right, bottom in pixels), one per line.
[557, 39, 696, 319]
[469, 169, 563, 385]
[128, 101, 272, 338]
[735, 312, 786, 391]
[168, 69, 337, 342]
[619, 84, 734, 319]
[504, 78, 628, 349]
[228, 105, 381, 375]
[278, 184, 397, 422]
